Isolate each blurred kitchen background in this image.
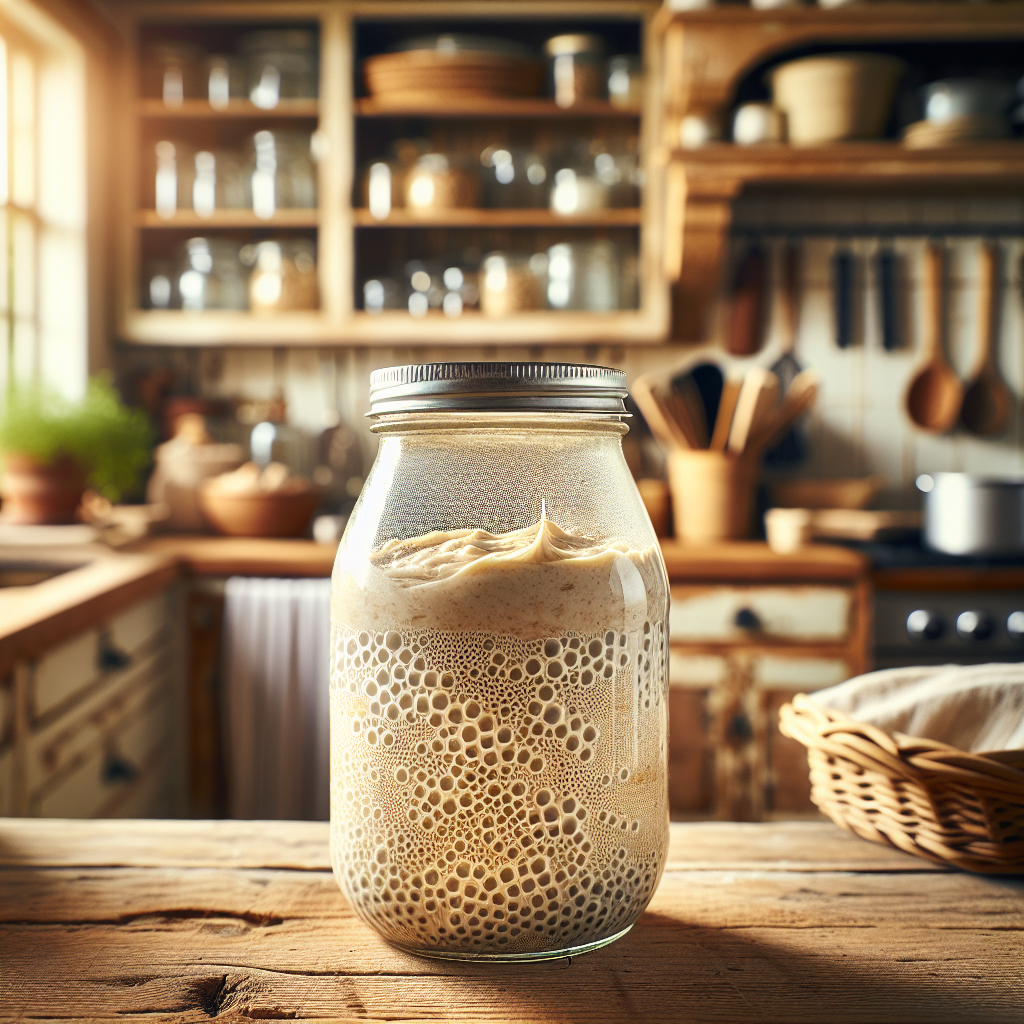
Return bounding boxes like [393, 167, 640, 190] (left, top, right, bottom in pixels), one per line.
[0, 0, 1021, 825]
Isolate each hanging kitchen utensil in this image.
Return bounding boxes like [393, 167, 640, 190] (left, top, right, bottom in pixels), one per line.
[833, 245, 855, 349]
[726, 243, 768, 357]
[766, 240, 806, 465]
[727, 367, 780, 455]
[877, 246, 901, 351]
[960, 243, 1011, 437]
[905, 242, 963, 434]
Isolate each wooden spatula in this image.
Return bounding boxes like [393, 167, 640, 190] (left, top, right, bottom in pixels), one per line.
[632, 375, 694, 450]
[727, 368, 780, 455]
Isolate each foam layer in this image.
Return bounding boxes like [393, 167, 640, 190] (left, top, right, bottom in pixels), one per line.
[330, 519, 668, 956]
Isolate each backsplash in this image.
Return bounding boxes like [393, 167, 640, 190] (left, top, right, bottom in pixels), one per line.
[114, 194, 1024, 509]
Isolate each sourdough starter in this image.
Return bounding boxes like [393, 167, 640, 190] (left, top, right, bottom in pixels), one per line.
[330, 517, 668, 956]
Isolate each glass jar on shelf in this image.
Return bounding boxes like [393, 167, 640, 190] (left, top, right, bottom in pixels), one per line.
[545, 34, 606, 108]
[142, 42, 203, 105]
[243, 239, 318, 312]
[363, 277, 406, 314]
[479, 146, 548, 208]
[480, 252, 547, 316]
[329, 361, 670, 961]
[192, 149, 249, 216]
[154, 139, 195, 218]
[247, 130, 317, 218]
[205, 54, 247, 109]
[607, 55, 643, 108]
[405, 153, 480, 213]
[143, 260, 178, 309]
[177, 237, 249, 311]
[240, 29, 318, 109]
[546, 240, 621, 312]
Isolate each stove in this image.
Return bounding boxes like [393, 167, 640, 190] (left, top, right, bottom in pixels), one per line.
[849, 539, 1024, 669]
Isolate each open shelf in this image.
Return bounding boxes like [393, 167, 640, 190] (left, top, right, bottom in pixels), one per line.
[354, 97, 641, 119]
[138, 99, 320, 120]
[665, 140, 1024, 340]
[353, 208, 641, 228]
[137, 209, 320, 229]
[122, 308, 663, 347]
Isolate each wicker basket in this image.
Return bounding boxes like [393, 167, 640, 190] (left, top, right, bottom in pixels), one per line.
[779, 693, 1024, 874]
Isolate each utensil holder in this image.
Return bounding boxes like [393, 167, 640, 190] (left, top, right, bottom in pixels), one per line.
[667, 450, 757, 542]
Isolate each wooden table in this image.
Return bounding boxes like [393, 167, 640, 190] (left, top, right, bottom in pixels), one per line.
[1, 820, 1020, 1022]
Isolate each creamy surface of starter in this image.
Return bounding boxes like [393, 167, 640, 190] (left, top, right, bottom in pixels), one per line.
[330, 517, 669, 956]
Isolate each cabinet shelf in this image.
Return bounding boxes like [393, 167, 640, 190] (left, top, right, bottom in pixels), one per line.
[137, 210, 320, 229]
[122, 308, 661, 347]
[354, 97, 640, 119]
[353, 208, 641, 228]
[138, 99, 320, 119]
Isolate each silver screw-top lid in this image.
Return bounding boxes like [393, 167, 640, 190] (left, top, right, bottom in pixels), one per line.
[368, 362, 629, 416]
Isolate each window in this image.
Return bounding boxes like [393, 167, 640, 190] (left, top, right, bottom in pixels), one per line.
[0, 0, 86, 399]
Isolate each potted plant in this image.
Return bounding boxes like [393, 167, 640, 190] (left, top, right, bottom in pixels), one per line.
[0, 375, 153, 524]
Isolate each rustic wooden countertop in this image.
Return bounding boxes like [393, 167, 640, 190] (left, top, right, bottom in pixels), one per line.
[0, 819, 1019, 1022]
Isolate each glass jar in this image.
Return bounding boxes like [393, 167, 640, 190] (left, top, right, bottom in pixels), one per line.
[330, 363, 670, 961]
[479, 252, 546, 315]
[607, 55, 643, 108]
[405, 153, 480, 213]
[246, 130, 317, 218]
[192, 149, 249, 215]
[205, 54, 247, 109]
[240, 29, 319, 108]
[545, 34, 606, 108]
[142, 42, 203, 105]
[243, 239, 318, 312]
[177, 237, 248, 311]
[547, 241, 621, 312]
[479, 146, 548, 208]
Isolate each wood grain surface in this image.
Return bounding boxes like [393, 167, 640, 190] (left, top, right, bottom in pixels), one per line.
[1, 819, 1019, 1023]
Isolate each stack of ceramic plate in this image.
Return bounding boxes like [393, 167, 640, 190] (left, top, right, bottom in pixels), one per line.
[903, 115, 1011, 148]
[364, 34, 543, 104]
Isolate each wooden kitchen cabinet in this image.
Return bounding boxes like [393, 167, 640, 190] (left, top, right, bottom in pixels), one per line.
[662, 541, 871, 821]
[0, 588, 187, 819]
[114, 0, 669, 347]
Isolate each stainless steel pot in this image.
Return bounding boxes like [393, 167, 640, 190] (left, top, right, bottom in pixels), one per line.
[917, 473, 1024, 556]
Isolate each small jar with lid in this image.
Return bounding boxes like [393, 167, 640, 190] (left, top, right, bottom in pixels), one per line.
[330, 362, 671, 961]
[246, 130, 317, 218]
[240, 29, 319, 109]
[243, 239, 318, 312]
[142, 43, 203, 106]
[479, 252, 546, 315]
[405, 153, 480, 214]
[607, 55, 643, 109]
[177, 237, 248, 311]
[545, 34, 606, 108]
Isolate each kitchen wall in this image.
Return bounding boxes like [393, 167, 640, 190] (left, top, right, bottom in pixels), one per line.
[115, 193, 1024, 506]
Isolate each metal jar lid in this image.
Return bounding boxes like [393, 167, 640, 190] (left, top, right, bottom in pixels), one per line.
[368, 362, 628, 416]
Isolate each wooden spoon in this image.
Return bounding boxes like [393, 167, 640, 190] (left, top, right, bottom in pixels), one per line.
[727, 368, 780, 455]
[710, 378, 742, 451]
[631, 375, 693, 450]
[905, 243, 963, 434]
[960, 243, 1011, 437]
[750, 370, 819, 457]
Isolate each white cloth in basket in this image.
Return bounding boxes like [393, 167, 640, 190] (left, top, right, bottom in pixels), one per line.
[811, 663, 1024, 754]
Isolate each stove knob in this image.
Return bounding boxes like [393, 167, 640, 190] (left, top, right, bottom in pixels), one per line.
[956, 610, 993, 641]
[1008, 611, 1024, 642]
[907, 609, 944, 641]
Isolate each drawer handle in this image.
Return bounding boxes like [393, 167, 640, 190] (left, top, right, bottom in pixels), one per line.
[99, 641, 132, 671]
[734, 607, 761, 632]
[102, 752, 138, 785]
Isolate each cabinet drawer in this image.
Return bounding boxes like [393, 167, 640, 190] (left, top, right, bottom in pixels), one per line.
[26, 648, 169, 795]
[108, 593, 167, 655]
[669, 586, 853, 643]
[33, 683, 170, 818]
[32, 630, 101, 720]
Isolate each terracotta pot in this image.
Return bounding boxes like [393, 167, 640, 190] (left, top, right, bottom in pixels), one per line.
[0, 453, 88, 525]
